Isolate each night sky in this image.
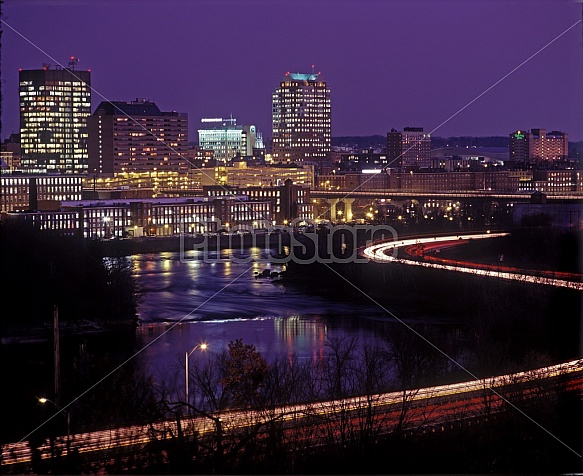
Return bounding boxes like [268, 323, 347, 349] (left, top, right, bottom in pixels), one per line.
[2, 0, 582, 142]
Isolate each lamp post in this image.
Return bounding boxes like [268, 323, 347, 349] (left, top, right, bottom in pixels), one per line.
[38, 397, 70, 455]
[185, 343, 208, 413]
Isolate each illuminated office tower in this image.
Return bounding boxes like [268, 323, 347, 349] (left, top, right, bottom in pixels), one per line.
[272, 72, 331, 163]
[19, 59, 91, 174]
[509, 129, 568, 167]
[386, 127, 431, 169]
[198, 118, 260, 163]
[87, 98, 189, 174]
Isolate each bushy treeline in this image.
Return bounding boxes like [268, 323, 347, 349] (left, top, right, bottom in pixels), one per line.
[0, 222, 140, 330]
[45, 337, 578, 474]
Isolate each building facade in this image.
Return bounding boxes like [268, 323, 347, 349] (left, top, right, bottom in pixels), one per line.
[272, 72, 331, 164]
[386, 127, 431, 169]
[203, 178, 313, 224]
[19, 61, 91, 174]
[1, 173, 83, 213]
[2, 196, 271, 239]
[509, 129, 568, 167]
[87, 99, 189, 175]
[197, 118, 262, 163]
[386, 129, 403, 168]
[316, 170, 535, 193]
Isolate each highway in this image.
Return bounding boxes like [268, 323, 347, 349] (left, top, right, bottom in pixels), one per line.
[2, 359, 582, 468]
[362, 232, 583, 290]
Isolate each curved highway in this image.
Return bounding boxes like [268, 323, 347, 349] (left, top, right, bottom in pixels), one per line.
[2, 359, 582, 467]
[362, 232, 583, 290]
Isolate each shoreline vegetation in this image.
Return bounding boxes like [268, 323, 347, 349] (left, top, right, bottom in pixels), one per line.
[0, 223, 141, 341]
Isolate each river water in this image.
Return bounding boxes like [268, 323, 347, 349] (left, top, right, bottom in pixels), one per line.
[132, 248, 455, 384]
[1, 247, 460, 443]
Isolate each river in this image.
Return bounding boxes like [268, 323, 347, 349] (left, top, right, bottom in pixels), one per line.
[3, 246, 573, 444]
[132, 248, 457, 384]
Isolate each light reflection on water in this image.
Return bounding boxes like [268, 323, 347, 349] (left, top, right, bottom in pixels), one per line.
[131, 250, 450, 382]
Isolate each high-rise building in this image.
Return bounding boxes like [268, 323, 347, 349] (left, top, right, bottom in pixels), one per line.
[19, 59, 91, 174]
[386, 129, 403, 168]
[386, 127, 431, 169]
[509, 128, 568, 167]
[272, 72, 331, 164]
[509, 130, 531, 165]
[198, 118, 262, 163]
[87, 98, 189, 175]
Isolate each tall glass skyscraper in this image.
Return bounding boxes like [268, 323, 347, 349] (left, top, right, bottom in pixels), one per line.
[272, 72, 331, 164]
[19, 61, 91, 174]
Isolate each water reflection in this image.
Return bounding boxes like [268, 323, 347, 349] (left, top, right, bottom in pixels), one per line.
[133, 250, 392, 378]
[132, 250, 459, 384]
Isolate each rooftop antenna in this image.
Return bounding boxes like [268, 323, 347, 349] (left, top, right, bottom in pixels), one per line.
[68, 56, 79, 70]
[312, 64, 315, 74]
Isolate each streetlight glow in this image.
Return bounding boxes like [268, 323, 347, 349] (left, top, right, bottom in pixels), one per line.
[185, 343, 208, 413]
[38, 397, 71, 455]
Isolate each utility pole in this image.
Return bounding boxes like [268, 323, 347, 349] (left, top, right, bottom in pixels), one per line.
[54, 305, 60, 406]
[0, 1, 4, 141]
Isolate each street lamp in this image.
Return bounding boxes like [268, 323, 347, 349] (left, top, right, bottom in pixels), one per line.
[185, 343, 208, 413]
[38, 397, 71, 455]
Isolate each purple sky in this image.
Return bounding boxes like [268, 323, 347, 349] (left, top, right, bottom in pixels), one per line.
[2, 0, 582, 142]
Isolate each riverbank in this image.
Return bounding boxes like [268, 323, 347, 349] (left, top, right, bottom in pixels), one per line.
[100, 233, 292, 256]
[1, 318, 138, 345]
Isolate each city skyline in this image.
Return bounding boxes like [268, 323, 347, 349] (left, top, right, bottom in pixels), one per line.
[1, 1, 582, 143]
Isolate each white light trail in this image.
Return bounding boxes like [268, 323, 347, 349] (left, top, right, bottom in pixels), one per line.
[362, 233, 583, 291]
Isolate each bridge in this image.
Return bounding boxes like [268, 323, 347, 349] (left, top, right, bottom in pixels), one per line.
[310, 189, 582, 224]
[310, 189, 583, 201]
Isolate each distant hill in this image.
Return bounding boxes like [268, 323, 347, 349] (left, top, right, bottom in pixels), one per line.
[332, 135, 509, 150]
[430, 136, 509, 149]
[332, 135, 387, 149]
[569, 140, 583, 159]
[333, 135, 582, 157]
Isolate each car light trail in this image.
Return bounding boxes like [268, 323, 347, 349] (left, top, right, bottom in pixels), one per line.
[362, 233, 583, 290]
[2, 359, 581, 467]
